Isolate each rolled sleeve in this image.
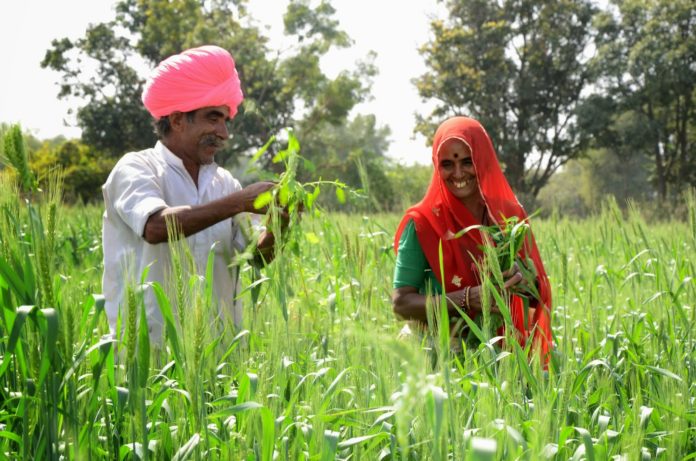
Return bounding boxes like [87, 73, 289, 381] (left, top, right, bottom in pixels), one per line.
[106, 156, 168, 237]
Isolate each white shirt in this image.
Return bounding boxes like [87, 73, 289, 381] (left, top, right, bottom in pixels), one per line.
[102, 141, 258, 340]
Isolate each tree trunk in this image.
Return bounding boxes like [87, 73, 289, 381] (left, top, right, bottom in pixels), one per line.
[649, 100, 666, 204]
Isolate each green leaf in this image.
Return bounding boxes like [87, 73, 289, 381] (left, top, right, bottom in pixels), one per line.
[260, 407, 275, 461]
[572, 359, 610, 395]
[172, 433, 201, 461]
[303, 157, 316, 173]
[470, 437, 497, 461]
[322, 368, 351, 407]
[248, 135, 276, 167]
[35, 307, 59, 388]
[204, 244, 216, 308]
[307, 185, 320, 209]
[322, 430, 339, 461]
[574, 427, 595, 461]
[236, 276, 270, 297]
[0, 431, 22, 444]
[0, 305, 33, 379]
[338, 433, 386, 449]
[335, 187, 346, 204]
[287, 130, 300, 154]
[305, 232, 320, 244]
[646, 366, 682, 382]
[279, 185, 290, 206]
[137, 301, 150, 388]
[0, 255, 30, 302]
[639, 406, 653, 430]
[512, 338, 538, 394]
[207, 401, 263, 419]
[272, 148, 289, 164]
[151, 282, 183, 366]
[254, 190, 274, 210]
[453, 223, 485, 240]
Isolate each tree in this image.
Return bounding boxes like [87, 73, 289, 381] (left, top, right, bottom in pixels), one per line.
[536, 160, 588, 217]
[31, 140, 114, 203]
[385, 162, 433, 212]
[295, 114, 393, 210]
[590, 0, 696, 203]
[415, 0, 597, 205]
[41, 25, 155, 156]
[41, 0, 376, 167]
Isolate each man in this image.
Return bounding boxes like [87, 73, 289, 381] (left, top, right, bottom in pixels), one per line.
[102, 45, 279, 340]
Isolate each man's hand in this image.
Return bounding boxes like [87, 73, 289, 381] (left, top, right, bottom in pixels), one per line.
[238, 181, 276, 213]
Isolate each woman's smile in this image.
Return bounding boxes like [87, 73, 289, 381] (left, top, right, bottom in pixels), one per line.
[452, 178, 472, 189]
[438, 138, 478, 202]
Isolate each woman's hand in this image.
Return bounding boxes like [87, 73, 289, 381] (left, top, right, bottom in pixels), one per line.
[451, 265, 524, 316]
[503, 261, 539, 299]
[502, 262, 525, 290]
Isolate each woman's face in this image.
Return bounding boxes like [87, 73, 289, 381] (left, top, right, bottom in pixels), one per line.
[438, 138, 478, 202]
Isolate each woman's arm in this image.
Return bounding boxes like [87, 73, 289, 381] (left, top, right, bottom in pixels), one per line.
[392, 285, 483, 322]
[392, 266, 525, 323]
[392, 286, 457, 323]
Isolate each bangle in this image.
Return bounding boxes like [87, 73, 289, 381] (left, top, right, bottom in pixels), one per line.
[460, 286, 470, 309]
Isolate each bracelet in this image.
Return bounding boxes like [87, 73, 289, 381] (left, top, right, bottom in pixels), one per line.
[460, 286, 470, 309]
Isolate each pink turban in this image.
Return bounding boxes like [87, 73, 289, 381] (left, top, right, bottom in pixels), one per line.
[142, 45, 244, 119]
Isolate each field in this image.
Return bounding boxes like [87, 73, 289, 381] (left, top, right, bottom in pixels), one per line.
[0, 179, 694, 460]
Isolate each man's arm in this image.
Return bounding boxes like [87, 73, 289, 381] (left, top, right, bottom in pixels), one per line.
[143, 181, 275, 244]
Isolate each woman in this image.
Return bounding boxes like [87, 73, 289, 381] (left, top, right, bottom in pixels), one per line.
[392, 116, 552, 359]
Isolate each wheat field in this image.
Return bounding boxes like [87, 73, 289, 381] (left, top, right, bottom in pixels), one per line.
[0, 163, 694, 459]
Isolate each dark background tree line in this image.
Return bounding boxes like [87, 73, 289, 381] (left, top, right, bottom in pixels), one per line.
[1, 0, 693, 216]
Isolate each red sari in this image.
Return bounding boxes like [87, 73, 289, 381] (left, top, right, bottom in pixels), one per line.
[394, 117, 553, 360]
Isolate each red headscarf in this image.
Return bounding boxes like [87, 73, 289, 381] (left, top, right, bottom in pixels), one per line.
[394, 116, 552, 359]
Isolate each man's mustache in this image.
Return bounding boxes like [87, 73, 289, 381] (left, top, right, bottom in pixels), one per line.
[200, 134, 226, 148]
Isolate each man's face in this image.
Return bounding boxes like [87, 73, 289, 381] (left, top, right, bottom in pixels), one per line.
[178, 105, 231, 165]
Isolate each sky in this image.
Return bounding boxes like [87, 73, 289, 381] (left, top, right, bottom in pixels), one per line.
[0, 0, 443, 165]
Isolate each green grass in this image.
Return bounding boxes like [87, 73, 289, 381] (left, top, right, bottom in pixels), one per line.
[0, 176, 694, 460]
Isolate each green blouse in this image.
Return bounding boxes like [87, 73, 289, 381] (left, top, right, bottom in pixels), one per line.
[393, 219, 442, 294]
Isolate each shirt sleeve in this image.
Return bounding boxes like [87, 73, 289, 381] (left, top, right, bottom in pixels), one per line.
[393, 219, 431, 289]
[105, 155, 168, 237]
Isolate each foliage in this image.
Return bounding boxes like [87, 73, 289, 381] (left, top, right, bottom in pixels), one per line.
[0, 180, 695, 458]
[455, 215, 540, 304]
[1, 125, 37, 192]
[30, 140, 114, 203]
[0, 124, 46, 165]
[586, 0, 696, 204]
[536, 160, 589, 217]
[41, 25, 155, 156]
[295, 114, 393, 211]
[384, 162, 433, 211]
[41, 0, 377, 167]
[577, 147, 652, 210]
[415, 0, 597, 203]
[537, 146, 652, 217]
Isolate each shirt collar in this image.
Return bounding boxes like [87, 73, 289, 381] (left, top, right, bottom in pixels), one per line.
[154, 141, 219, 188]
[155, 141, 185, 170]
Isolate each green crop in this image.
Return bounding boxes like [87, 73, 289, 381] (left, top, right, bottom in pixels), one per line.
[0, 127, 693, 459]
[249, 129, 349, 218]
[454, 215, 540, 300]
